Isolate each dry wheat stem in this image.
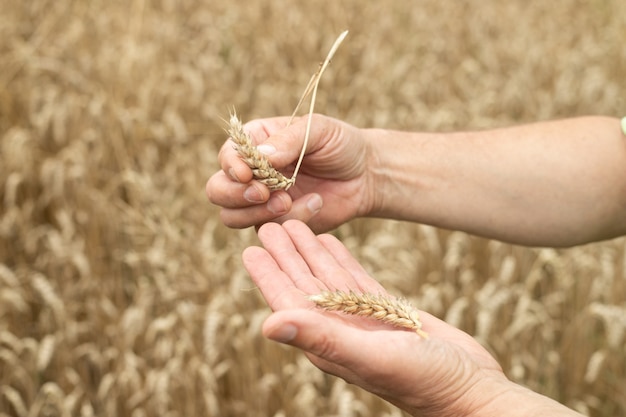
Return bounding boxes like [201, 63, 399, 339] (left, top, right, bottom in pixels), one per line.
[288, 30, 348, 184]
[308, 290, 429, 339]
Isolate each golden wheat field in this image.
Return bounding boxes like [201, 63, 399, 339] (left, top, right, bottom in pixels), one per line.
[1, 0, 626, 416]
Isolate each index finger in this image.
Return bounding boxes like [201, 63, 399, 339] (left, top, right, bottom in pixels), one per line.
[242, 245, 309, 311]
[317, 233, 386, 294]
[218, 139, 254, 184]
[243, 116, 293, 142]
[280, 220, 366, 293]
[256, 222, 325, 295]
[219, 116, 292, 184]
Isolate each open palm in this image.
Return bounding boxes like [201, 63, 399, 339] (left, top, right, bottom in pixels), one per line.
[243, 220, 506, 417]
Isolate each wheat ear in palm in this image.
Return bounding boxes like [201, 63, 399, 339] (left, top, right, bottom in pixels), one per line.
[308, 290, 429, 339]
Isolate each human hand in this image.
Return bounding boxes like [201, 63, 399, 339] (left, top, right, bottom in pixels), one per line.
[243, 220, 525, 417]
[206, 114, 373, 233]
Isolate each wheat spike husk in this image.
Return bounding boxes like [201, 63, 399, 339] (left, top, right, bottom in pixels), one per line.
[227, 113, 295, 191]
[308, 291, 429, 339]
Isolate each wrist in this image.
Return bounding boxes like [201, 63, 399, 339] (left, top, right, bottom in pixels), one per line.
[460, 374, 584, 417]
[359, 127, 385, 218]
[361, 127, 444, 221]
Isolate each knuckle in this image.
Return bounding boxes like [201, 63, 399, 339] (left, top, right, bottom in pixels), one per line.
[217, 141, 231, 162]
[205, 177, 217, 202]
[220, 210, 245, 229]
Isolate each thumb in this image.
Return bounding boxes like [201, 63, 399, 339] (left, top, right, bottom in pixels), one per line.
[262, 309, 408, 369]
[261, 309, 437, 399]
[254, 119, 309, 170]
[241, 116, 307, 169]
[250, 114, 337, 169]
[262, 309, 360, 375]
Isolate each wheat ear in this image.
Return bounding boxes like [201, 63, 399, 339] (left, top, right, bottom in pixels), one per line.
[228, 31, 348, 191]
[227, 113, 295, 190]
[308, 291, 429, 339]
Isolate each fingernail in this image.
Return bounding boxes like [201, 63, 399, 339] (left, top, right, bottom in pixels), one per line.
[306, 194, 323, 214]
[257, 144, 276, 155]
[269, 323, 298, 343]
[228, 167, 240, 182]
[267, 195, 287, 214]
[244, 185, 264, 203]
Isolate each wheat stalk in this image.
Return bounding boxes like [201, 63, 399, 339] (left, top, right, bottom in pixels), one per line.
[308, 291, 429, 339]
[287, 30, 349, 185]
[229, 30, 348, 191]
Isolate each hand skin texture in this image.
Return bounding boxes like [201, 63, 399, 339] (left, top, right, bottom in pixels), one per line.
[242, 220, 584, 417]
[207, 114, 626, 247]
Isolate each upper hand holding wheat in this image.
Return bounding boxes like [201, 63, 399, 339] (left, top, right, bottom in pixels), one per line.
[227, 31, 348, 191]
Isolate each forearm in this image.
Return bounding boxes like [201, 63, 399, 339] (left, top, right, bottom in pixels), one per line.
[365, 116, 626, 247]
[460, 377, 585, 417]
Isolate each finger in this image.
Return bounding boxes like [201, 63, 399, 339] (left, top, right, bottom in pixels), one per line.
[245, 117, 308, 169]
[270, 193, 324, 226]
[256, 222, 326, 294]
[262, 309, 427, 384]
[242, 246, 309, 311]
[281, 220, 363, 292]
[206, 171, 271, 208]
[228, 116, 303, 174]
[316, 233, 387, 294]
[261, 310, 357, 379]
[263, 309, 504, 414]
[243, 117, 291, 143]
[222, 192, 325, 232]
[218, 193, 293, 229]
[218, 118, 292, 183]
[246, 114, 340, 170]
[218, 140, 254, 184]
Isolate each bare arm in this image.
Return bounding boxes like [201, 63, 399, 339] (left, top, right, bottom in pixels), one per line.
[208, 115, 625, 246]
[366, 116, 626, 246]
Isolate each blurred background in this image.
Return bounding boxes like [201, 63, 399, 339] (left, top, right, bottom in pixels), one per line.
[1, 0, 625, 416]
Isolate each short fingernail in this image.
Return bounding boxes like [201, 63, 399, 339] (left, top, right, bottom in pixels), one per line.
[228, 167, 240, 182]
[268, 323, 298, 343]
[307, 194, 323, 214]
[257, 144, 276, 155]
[244, 185, 264, 203]
[267, 195, 287, 214]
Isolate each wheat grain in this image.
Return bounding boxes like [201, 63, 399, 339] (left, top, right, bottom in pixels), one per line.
[308, 291, 428, 339]
[227, 113, 295, 191]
